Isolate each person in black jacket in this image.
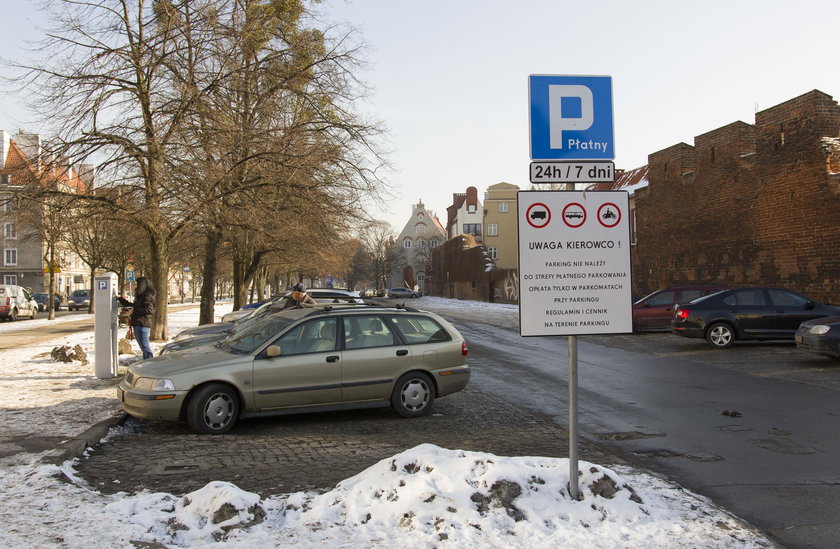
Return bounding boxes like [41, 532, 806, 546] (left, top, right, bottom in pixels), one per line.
[118, 276, 157, 359]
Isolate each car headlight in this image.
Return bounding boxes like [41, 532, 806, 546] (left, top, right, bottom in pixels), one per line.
[808, 325, 831, 336]
[134, 377, 176, 391]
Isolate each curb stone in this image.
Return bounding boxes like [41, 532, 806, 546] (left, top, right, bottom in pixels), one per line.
[42, 412, 129, 466]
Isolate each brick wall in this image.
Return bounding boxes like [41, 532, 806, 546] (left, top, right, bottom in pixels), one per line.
[633, 90, 840, 302]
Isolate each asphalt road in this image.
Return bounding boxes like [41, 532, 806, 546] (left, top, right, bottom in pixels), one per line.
[0, 311, 94, 352]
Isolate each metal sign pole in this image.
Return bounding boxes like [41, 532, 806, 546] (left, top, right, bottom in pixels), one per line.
[568, 334, 580, 500]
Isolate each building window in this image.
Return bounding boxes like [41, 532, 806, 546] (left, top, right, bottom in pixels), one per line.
[403, 238, 412, 249]
[430, 239, 439, 248]
[417, 212, 425, 221]
[2, 196, 14, 212]
[4, 248, 17, 266]
[488, 247, 498, 260]
[3, 222, 15, 239]
[415, 223, 426, 235]
[3, 274, 16, 285]
[417, 272, 425, 290]
[463, 223, 482, 236]
[418, 239, 426, 248]
[487, 223, 498, 236]
[467, 204, 476, 214]
[0, 174, 10, 185]
[498, 202, 508, 213]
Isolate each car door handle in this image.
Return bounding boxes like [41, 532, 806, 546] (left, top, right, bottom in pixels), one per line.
[326, 355, 340, 363]
[396, 349, 408, 356]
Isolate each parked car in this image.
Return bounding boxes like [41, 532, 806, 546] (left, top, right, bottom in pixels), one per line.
[68, 289, 92, 311]
[632, 285, 728, 331]
[32, 292, 62, 312]
[172, 290, 368, 345]
[0, 285, 38, 321]
[119, 304, 471, 434]
[672, 286, 840, 348]
[388, 287, 422, 299]
[221, 289, 365, 323]
[795, 316, 840, 359]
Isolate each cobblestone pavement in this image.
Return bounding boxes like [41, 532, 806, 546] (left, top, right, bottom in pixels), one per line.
[73, 387, 618, 498]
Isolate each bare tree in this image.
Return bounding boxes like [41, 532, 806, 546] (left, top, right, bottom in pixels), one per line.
[184, 0, 388, 313]
[11, 0, 226, 339]
[360, 221, 398, 292]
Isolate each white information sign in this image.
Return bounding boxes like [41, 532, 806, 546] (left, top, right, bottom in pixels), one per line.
[518, 190, 632, 336]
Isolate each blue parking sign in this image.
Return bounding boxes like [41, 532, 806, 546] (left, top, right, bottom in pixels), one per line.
[529, 75, 614, 160]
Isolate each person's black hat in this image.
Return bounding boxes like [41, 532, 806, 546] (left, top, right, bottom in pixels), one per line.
[292, 283, 305, 292]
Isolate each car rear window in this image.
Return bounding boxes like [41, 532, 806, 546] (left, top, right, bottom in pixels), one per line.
[646, 291, 675, 306]
[386, 314, 452, 344]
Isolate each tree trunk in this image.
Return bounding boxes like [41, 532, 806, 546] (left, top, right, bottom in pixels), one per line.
[148, 233, 170, 341]
[232, 257, 247, 310]
[199, 230, 221, 325]
[47, 244, 56, 320]
[88, 266, 96, 314]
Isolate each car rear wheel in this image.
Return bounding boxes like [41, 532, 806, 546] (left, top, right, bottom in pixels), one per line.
[391, 372, 435, 417]
[706, 322, 734, 349]
[187, 383, 239, 434]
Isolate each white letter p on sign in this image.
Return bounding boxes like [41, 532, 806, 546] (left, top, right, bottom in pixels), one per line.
[548, 85, 593, 149]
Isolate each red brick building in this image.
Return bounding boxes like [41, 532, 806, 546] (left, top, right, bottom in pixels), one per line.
[630, 90, 840, 302]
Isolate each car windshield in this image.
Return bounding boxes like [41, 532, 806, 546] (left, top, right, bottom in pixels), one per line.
[220, 312, 296, 354]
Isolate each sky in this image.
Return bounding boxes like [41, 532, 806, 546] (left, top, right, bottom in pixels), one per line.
[2, 0, 839, 233]
[0, 299, 775, 547]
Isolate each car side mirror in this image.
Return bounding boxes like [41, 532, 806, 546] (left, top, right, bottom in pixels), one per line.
[804, 301, 816, 310]
[266, 345, 282, 357]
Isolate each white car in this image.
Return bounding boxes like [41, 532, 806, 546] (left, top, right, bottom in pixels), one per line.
[0, 285, 38, 321]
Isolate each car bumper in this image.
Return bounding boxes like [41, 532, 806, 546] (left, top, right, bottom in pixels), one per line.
[433, 365, 471, 397]
[118, 380, 187, 421]
[671, 324, 705, 339]
[795, 334, 840, 358]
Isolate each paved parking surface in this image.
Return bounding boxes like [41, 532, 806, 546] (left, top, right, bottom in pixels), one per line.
[73, 387, 616, 497]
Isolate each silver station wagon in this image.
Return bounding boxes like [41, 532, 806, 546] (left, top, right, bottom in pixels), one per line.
[118, 304, 471, 434]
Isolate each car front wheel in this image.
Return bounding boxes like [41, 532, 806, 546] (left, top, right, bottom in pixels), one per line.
[391, 372, 435, 417]
[187, 383, 239, 434]
[706, 322, 735, 349]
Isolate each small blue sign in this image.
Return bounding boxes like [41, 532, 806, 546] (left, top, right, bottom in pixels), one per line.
[126, 270, 135, 282]
[529, 75, 614, 160]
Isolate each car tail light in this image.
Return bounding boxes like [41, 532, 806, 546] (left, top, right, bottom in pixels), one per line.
[461, 342, 468, 356]
[675, 309, 690, 320]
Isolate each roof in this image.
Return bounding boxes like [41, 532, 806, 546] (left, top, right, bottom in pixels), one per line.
[0, 137, 89, 194]
[588, 164, 649, 194]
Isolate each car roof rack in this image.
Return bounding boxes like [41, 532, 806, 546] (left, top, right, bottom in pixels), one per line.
[299, 302, 421, 317]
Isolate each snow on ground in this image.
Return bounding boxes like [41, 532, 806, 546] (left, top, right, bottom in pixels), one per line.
[0, 299, 779, 548]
